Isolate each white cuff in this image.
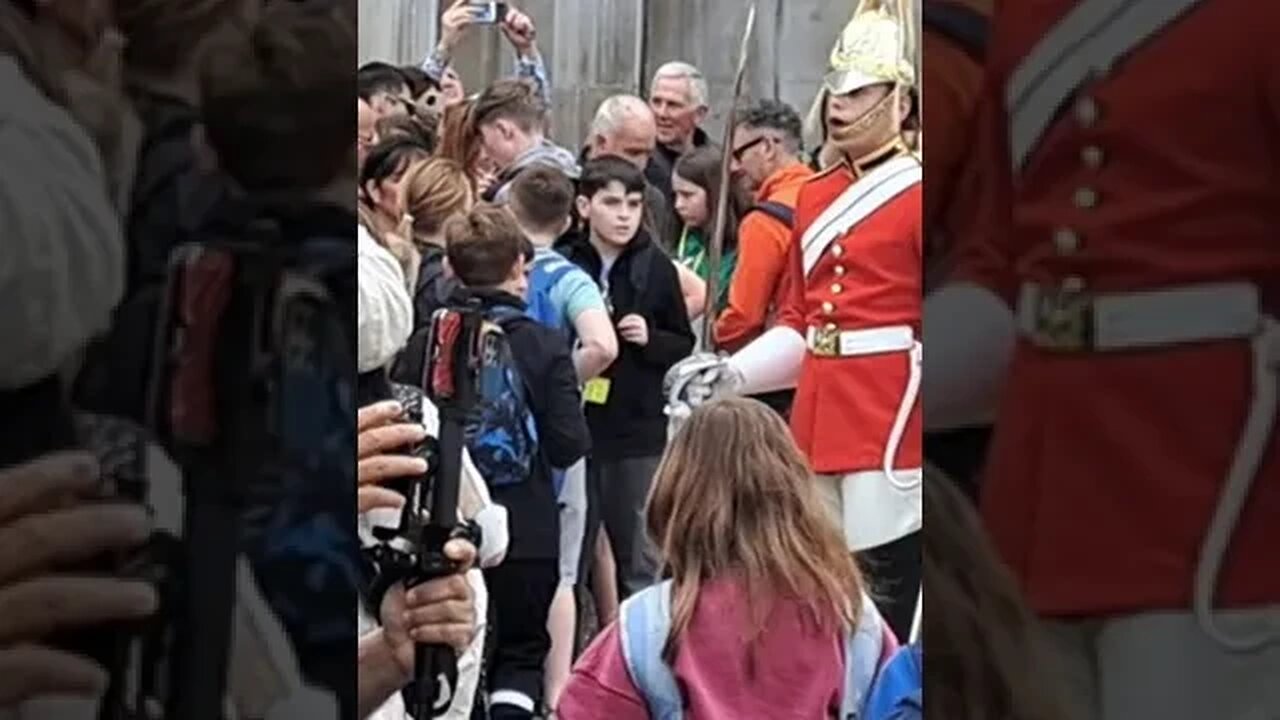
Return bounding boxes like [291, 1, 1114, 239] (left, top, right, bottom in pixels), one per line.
[923, 282, 1015, 430]
[728, 326, 807, 395]
[474, 503, 509, 568]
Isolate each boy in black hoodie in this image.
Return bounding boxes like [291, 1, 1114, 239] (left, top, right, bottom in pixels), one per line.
[444, 205, 591, 720]
[556, 157, 695, 598]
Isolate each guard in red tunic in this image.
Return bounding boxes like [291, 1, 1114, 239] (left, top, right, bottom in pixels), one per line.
[669, 0, 924, 639]
[926, 0, 1280, 716]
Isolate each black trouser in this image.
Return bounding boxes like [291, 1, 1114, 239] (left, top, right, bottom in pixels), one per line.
[859, 530, 922, 642]
[482, 559, 558, 718]
[749, 389, 795, 421]
[924, 426, 992, 504]
[593, 455, 663, 599]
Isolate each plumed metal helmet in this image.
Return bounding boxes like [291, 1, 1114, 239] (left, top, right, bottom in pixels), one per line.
[804, 0, 917, 154]
[825, 0, 916, 95]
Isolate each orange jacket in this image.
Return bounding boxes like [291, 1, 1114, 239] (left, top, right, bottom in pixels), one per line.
[714, 163, 815, 352]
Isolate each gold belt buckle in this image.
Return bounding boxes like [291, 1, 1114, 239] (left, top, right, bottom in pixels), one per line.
[1031, 285, 1095, 351]
[812, 326, 842, 357]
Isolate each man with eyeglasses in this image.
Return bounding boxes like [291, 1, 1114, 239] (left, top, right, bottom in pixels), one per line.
[715, 99, 814, 356]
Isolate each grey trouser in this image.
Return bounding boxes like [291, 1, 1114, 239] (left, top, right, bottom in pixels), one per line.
[594, 454, 663, 599]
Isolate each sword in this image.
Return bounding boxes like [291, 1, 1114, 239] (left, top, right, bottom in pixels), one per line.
[701, 2, 758, 352]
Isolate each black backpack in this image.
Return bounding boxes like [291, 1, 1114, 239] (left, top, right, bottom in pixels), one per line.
[147, 212, 359, 716]
[125, 91, 231, 295]
[390, 245, 456, 387]
[923, 0, 989, 61]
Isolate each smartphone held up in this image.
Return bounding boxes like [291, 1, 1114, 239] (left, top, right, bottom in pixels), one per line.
[467, 1, 508, 25]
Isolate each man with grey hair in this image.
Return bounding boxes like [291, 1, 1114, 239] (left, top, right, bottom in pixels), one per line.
[646, 61, 711, 205]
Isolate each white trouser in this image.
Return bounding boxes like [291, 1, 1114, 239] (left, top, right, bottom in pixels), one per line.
[816, 470, 922, 552]
[1042, 610, 1280, 720]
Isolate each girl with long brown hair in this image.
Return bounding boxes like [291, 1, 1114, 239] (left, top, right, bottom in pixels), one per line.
[436, 97, 501, 197]
[559, 397, 890, 719]
[672, 146, 751, 317]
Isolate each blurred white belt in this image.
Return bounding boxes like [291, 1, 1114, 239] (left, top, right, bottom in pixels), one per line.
[1016, 281, 1260, 351]
[806, 324, 915, 357]
[1018, 279, 1280, 652]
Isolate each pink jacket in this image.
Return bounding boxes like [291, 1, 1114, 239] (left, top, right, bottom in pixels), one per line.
[559, 577, 898, 719]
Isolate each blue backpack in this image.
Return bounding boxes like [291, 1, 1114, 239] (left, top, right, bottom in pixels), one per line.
[462, 305, 542, 490]
[864, 644, 922, 720]
[526, 251, 579, 340]
[619, 580, 888, 719]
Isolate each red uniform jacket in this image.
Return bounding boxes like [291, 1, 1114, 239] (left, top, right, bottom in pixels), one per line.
[955, 0, 1280, 616]
[778, 156, 923, 475]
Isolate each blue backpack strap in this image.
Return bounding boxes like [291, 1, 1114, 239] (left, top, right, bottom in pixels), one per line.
[528, 255, 579, 332]
[840, 592, 887, 719]
[535, 257, 578, 288]
[619, 579, 684, 720]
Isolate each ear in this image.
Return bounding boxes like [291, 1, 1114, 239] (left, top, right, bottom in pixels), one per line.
[897, 87, 912, 119]
[559, 215, 573, 236]
[576, 195, 591, 219]
[506, 258, 525, 284]
[693, 105, 710, 125]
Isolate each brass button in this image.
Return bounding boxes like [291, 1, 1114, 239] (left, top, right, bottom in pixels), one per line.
[831, 283, 843, 294]
[831, 244, 844, 258]
[822, 301, 835, 314]
[1074, 97, 1100, 127]
[1061, 276, 1086, 293]
[1053, 228, 1080, 255]
[1073, 187, 1099, 209]
[834, 265, 846, 277]
[1081, 146, 1105, 168]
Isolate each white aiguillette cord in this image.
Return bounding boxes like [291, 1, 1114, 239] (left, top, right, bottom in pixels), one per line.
[1194, 318, 1280, 652]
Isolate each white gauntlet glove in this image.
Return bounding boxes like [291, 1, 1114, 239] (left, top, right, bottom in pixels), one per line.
[663, 354, 745, 434]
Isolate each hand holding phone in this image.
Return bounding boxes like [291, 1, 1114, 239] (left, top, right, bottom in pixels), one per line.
[499, 5, 537, 54]
[438, 0, 478, 53]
